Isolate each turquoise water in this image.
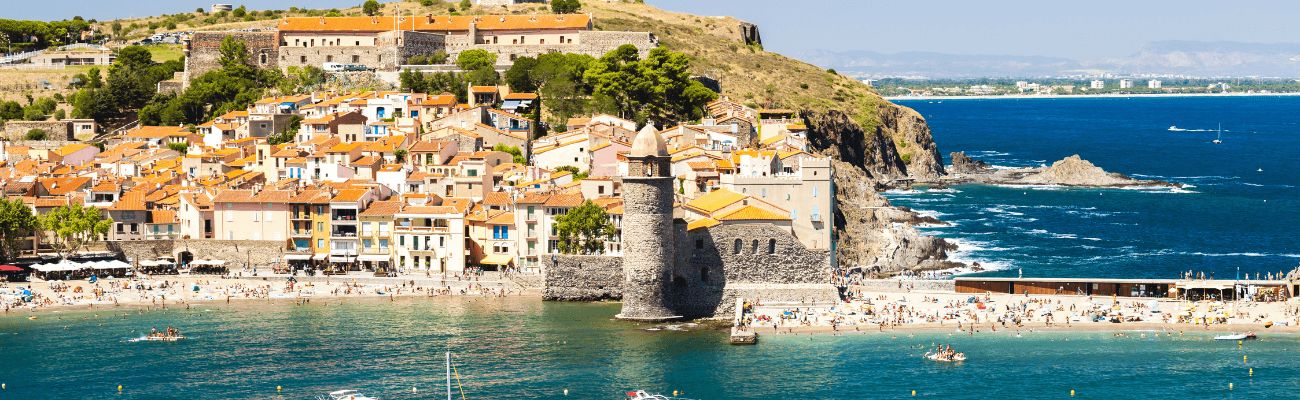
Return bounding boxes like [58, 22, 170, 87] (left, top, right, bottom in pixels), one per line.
[3, 299, 1300, 399]
[892, 96, 1300, 278]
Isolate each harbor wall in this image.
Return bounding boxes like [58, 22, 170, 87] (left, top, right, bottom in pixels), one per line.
[542, 222, 836, 318]
[108, 239, 285, 268]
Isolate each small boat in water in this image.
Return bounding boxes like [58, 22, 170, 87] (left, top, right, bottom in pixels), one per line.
[1213, 332, 1257, 341]
[925, 351, 967, 362]
[145, 327, 184, 341]
[321, 390, 379, 400]
[626, 390, 693, 400]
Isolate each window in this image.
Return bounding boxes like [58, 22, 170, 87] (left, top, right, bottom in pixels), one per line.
[768, 239, 777, 254]
[379, 239, 389, 250]
[316, 239, 324, 248]
[300, 55, 307, 63]
[259, 52, 267, 65]
[326, 55, 334, 62]
[733, 239, 743, 255]
[317, 222, 324, 232]
[812, 187, 818, 197]
[751, 239, 759, 253]
[351, 55, 360, 63]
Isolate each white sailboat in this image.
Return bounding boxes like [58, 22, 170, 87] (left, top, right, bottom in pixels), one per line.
[1212, 123, 1223, 144]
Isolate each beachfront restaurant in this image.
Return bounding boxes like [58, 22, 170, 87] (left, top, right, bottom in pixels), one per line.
[954, 277, 1174, 298]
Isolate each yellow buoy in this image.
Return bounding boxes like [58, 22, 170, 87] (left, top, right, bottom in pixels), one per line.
[563, 388, 569, 396]
[1249, 368, 1254, 377]
[673, 390, 679, 396]
[117, 384, 123, 392]
[1070, 389, 1075, 397]
[2, 382, 6, 390]
[1244, 355, 1248, 363]
[277, 385, 282, 392]
[1229, 382, 1234, 390]
[412, 386, 418, 393]
[912, 389, 917, 396]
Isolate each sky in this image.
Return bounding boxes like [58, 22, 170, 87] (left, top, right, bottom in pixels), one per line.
[647, 0, 1300, 58]
[8, 0, 1300, 59]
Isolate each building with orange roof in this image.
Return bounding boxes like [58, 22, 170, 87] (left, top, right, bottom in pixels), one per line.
[212, 189, 294, 242]
[122, 126, 194, 146]
[392, 195, 467, 274]
[49, 143, 99, 166]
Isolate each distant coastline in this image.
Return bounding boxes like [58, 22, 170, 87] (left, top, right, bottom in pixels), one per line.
[886, 92, 1300, 101]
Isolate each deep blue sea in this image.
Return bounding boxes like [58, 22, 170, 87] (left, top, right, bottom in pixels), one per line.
[3, 299, 1300, 399]
[891, 96, 1300, 279]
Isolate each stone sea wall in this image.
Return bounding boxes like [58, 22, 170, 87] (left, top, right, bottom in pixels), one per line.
[108, 240, 286, 267]
[542, 254, 622, 301]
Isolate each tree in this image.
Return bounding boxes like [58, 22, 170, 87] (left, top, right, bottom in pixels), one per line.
[0, 198, 38, 262]
[394, 149, 408, 163]
[24, 129, 46, 140]
[362, 0, 381, 16]
[167, 141, 189, 154]
[492, 143, 526, 164]
[583, 45, 717, 126]
[459, 0, 472, 11]
[53, 108, 66, 120]
[551, 0, 581, 14]
[39, 204, 112, 259]
[456, 49, 497, 71]
[399, 69, 427, 93]
[504, 56, 540, 93]
[554, 200, 615, 255]
[232, 6, 247, 18]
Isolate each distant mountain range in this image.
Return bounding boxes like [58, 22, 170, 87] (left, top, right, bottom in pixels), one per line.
[796, 41, 1300, 79]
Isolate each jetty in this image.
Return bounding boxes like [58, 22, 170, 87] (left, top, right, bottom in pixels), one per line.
[730, 298, 757, 345]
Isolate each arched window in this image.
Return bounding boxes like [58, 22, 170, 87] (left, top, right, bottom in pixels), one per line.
[733, 239, 742, 255]
[751, 239, 759, 253]
[768, 238, 776, 254]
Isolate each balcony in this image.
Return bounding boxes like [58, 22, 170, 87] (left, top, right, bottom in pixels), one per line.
[291, 230, 313, 238]
[291, 212, 311, 220]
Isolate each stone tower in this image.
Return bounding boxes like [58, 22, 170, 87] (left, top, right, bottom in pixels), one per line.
[617, 124, 680, 321]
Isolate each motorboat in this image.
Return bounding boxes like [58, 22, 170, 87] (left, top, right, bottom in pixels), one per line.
[925, 351, 966, 362]
[1213, 332, 1257, 341]
[626, 390, 693, 400]
[144, 335, 185, 342]
[322, 390, 378, 400]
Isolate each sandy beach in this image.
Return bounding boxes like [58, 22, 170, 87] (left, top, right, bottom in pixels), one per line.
[739, 288, 1300, 336]
[0, 272, 539, 315]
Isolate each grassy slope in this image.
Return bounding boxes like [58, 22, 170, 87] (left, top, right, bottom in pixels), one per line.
[578, 2, 896, 140]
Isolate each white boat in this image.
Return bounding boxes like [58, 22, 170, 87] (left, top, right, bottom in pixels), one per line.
[1212, 123, 1223, 144]
[322, 390, 378, 400]
[925, 351, 966, 362]
[626, 390, 693, 400]
[144, 335, 185, 342]
[1168, 125, 1182, 131]
[1213, 332, 1257, 341]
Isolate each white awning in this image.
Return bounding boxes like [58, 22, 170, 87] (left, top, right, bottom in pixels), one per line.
[357, 254, 390, 262]
[329, 255, 356, 263]
[283, 254, 312, 260]
[313, 253, 330, 261]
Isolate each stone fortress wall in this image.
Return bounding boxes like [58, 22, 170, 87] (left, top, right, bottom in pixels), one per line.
[185, 31, 279, 87]
[542, 222, 836, 319]
[108, 240, 287, 268]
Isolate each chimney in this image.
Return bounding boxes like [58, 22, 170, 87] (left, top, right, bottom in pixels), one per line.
[426, 14, 433, 24]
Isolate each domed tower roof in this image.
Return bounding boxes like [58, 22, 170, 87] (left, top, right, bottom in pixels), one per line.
[630, 123, 668, 158]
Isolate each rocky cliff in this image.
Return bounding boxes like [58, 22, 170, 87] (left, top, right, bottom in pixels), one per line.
[802, 107, 957, 275]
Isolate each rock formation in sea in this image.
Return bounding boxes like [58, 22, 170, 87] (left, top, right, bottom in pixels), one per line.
[948, 151, 992, 174]
[801, 108, 959, 276]
[942, 153, 1181, 188]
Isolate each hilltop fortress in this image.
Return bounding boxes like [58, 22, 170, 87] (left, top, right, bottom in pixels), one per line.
[183, 14, 657, 86]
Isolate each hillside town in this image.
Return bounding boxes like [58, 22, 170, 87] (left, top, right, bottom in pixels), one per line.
[0, 85, 828, 279]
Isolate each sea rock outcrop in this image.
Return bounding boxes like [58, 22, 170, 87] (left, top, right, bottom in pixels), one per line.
[1017, 154, 1143, 186]
[943, 154, 1181, 188]
[948, 151, 991, 174]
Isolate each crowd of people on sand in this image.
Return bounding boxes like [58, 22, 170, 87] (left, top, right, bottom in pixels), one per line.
[0, 272, 532, 313]
[735, 289, 1300, 334]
